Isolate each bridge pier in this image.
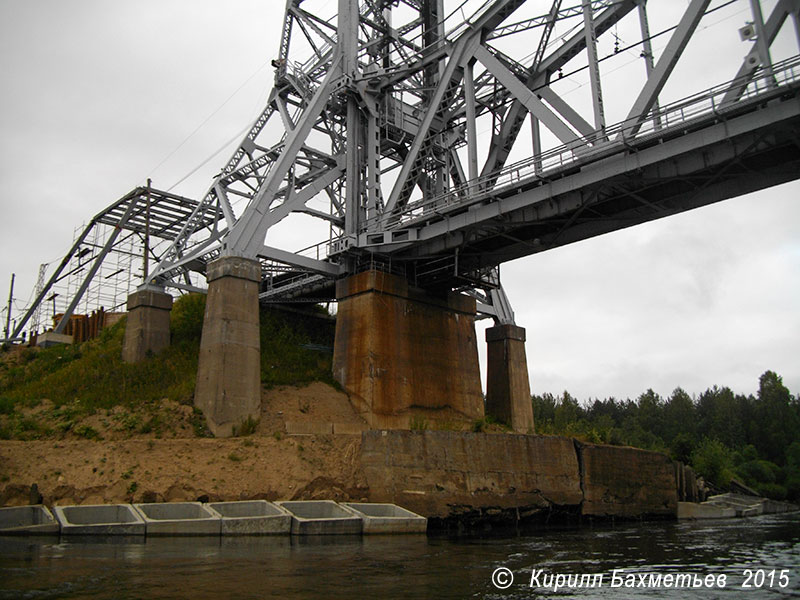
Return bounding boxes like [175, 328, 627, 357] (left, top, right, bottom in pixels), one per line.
[333, 270, 484, 429]
[194, 256, 261, 437]
[485, 324, 534, 433]
[121, 286, 172, 363]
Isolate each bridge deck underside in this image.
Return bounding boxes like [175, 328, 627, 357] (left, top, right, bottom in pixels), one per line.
[392, 89, 800, 290]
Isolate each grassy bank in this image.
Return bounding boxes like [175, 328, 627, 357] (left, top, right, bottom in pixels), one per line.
[0, 295, 335, 440]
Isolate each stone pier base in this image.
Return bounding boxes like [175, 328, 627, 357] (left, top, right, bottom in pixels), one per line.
[485, 324, 534, 433]
[194, 256, 261, 437]
[333, 270, 484, 429]
[121, 287, 173, 363]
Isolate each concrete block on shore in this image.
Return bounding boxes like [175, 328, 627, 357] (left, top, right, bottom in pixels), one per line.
[677, 502, 736, 520]
[276, 500, 362, 535]
[54, 504, 145, 535]
[209, 500, 291, 535]
[0, 505, 59, 535]
[36, 332, 73, 348]
[343, 502, 427, 534]
[133, 502, 221, 536]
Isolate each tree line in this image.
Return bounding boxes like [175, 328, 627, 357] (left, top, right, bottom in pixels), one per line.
[532, 371, 800, 502]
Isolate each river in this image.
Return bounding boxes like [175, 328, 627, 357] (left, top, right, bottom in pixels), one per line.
[1, 513, 798, 599]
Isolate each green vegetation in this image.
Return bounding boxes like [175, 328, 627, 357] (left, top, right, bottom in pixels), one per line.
[233, 416, 259, 436]
[409, 415, 429, 430]
[533, 371, 800, 501]
[259, 304, 336, 388]
[0, 294, 335, 439]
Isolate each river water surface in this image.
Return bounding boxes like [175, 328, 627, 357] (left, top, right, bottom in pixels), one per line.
[1, 513, 798, 599]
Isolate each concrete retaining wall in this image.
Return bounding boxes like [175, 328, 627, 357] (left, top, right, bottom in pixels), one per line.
[360, 431, 678, 523]
[580, 443, 677, 518]
[360, 431, 583, 520]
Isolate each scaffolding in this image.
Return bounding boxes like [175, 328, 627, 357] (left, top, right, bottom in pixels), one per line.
[11, 186, 208, 342]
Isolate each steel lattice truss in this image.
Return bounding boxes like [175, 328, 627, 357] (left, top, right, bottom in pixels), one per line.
[10, 187, 205, 341]
[64, 0, 800, 325]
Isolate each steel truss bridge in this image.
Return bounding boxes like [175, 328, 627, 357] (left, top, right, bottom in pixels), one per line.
[10, 0, 800, 340]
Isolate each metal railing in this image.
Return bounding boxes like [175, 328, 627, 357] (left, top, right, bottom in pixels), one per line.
[361, 54, 800, 233]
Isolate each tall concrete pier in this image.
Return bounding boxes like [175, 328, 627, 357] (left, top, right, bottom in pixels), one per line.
[485, 324, 534, 433]
[194, 256, 261, 437]
[333, 270, 484, 429]
[121, 287, 172, 363]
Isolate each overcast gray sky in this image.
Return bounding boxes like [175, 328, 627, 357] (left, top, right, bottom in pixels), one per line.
[1, 0, 798, 402]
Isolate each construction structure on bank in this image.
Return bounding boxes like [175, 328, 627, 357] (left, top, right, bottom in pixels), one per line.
[6, 0, 800, 436]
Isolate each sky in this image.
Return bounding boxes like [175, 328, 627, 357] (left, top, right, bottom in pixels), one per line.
[0, 0, 798, 403]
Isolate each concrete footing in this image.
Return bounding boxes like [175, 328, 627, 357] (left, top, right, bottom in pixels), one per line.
[209, 500, 291, 535]
[0, 505, 59, 534]
[343, 503, 427, 534]
[277, 500, 363, 535]
[54, 504, 145, 535]
[485, 324, 534, 433]
[121, 287, 173, 363]
[194, 256, 262, 438]
[333, 270, 484, 429]
[35, 332, 73, 349]
[133, 501, 221, 536]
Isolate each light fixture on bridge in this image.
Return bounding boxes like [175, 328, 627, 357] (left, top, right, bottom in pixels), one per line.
[739, 23, 756, 41]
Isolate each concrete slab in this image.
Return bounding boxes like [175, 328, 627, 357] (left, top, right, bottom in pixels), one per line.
[705, 493, 765, 517]
[133, 502, 221, 536]
[285, 421, 333, 435]
[276, 500, 362, 535]
[0, 505, 60, 535]
[343, 503, 427, 534]
[208, 500, 291, 535]
[36, 332, 73, 348]
[332, 422, 368, 435]
[678, 502, 736, 520]
[54, 504, 145, 535]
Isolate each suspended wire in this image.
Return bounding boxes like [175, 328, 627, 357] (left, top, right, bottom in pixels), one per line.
[166, 123, 253, 192]
[141, 59, 271, 187]
[550, 0, 739, 89]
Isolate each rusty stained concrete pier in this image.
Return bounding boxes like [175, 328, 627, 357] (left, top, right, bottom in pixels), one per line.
[486, 324, 534, 433]
[333, 269, 485, 429]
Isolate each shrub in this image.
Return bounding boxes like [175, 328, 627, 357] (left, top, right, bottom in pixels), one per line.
[691, 438, 735, 487]
[170, 293, 206, 341]
[234, 416, 259, 437]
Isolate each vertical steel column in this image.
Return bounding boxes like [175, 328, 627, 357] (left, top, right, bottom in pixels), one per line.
[582, 0, 606, 137]
[3, 273, 14, 341]
[531, 117, 543, 175]
[422, 0, 445, 202]
[464, 59, 479, 186]
[345, 97, 361, 238]
[366, 111, 381, 222]
[750, 0, 776, 87]
[793, 7, 800, 50]
[636, 0, 661, 130]
[338, 0, 358, 77]
[340, 0, 361, 239]
[143, 178, 152, 281]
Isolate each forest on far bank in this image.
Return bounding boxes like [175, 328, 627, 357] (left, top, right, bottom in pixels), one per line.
[532, 371, 800, 502]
